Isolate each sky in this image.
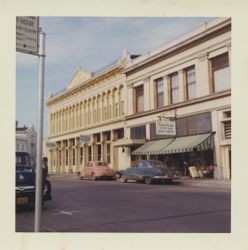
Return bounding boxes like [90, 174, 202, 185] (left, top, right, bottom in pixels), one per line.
[16, 16, 215, 137]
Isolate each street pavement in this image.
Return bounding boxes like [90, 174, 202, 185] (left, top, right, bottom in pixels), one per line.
[16, 175, 231, 233]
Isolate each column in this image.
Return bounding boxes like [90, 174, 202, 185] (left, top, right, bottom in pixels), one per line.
[195, 53, 210, 97]
[163, 76, 169, 106]
[126, 82, 133, 115]
[143, 77, 150, 112]
[178, 70, 185, 102]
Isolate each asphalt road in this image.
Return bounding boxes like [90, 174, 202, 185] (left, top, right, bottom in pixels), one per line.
[16, 176, 231, 233]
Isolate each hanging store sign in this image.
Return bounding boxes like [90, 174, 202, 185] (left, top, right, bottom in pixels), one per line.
[156, 119, 176, 136]
[46, 142, 56, 149]
[16, 16, 39, 55]
[80, 135, 91, 144]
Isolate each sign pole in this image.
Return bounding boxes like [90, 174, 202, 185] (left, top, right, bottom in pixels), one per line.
[34, 29, 46, 232]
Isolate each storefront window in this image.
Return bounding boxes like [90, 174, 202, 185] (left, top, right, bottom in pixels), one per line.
[131, 125, 146, 139]
[107, 144, 111, 164]
[114, 128, 124, 140]
[88, 146, 92, 162]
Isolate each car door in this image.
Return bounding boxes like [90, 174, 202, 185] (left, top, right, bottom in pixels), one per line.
[84, 162, 92, 177]
[137, 161, 156, 178]
[125, 161, 140, 180]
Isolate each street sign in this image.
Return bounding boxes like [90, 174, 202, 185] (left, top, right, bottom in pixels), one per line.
[16, 16, 39, 55]
[156, 119, 176, 135]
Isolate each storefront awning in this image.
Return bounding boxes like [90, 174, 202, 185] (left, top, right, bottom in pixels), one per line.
[113, 138, 146, 147]
[159, 133, 214, 154]
[132, 133, 214, 155]
[132, 138, 174, 155]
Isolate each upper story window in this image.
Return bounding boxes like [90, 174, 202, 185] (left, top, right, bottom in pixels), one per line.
[211, 53, 230, 93]
[113, 128, 124, 140]
[170, 72, 179, 104]
[221, 110, 231, 140]
[134, 85, 144, 113]
[185, 66, 196, 100]
[130, 125, 146, 139]
[154, 78, 164, 108]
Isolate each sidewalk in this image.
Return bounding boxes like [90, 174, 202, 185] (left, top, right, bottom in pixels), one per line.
[49, 173, 231, 189]
[176, 176, 231, 189]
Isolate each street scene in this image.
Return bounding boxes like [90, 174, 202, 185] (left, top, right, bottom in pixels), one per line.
[16, 16, 232, 236]
[16, 175, 230, 233]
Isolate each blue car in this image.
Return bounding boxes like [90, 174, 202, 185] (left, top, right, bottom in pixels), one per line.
[116, 160, 181, 185]
[16, 152, 52, 207]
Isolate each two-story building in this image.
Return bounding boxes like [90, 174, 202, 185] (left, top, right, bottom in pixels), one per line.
[46, 17, 231, 179]
[123, 17, 231, 179]
[45, 51, 131, 173]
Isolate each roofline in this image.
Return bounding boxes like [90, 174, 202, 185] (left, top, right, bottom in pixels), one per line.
[124, 17, 231, 75]
[46, 61, 125, 106]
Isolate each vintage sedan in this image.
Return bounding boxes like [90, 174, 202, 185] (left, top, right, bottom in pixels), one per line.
[116, 160, 181, 184]
[79, 161, 116, 180]
[16, 152, 52, 207]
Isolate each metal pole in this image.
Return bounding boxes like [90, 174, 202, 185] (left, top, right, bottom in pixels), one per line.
[34, 29, 46, 232]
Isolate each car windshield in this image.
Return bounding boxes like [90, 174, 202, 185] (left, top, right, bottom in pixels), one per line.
[147, 161, 165, 168]
[97, 162, 107, 167]
[16, 155, 30, 167]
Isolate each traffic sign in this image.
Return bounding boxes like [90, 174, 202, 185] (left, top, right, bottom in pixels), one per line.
[16, 16, 39, 55]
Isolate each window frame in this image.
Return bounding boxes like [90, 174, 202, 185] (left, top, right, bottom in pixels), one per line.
[134, 84, 144, 113]
[170, 72, 179, 104]
[211, 53, 230, 93]
[154, 78, 164, 108]
[185, 66, 196, 100]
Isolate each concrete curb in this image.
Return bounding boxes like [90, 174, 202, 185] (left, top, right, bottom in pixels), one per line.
[177, 179, 231, 189]
[49, 174, 231, 189]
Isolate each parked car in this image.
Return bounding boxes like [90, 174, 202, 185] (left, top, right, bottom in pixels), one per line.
[116, 160, 181, 184]
[78, 161, 116, 180]
[16, 152, 52, 207]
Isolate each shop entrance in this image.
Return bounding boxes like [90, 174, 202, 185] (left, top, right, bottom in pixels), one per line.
[157, 149, 214, 178]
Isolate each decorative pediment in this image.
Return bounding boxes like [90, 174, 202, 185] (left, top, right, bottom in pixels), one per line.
[67, 67, 92, 89]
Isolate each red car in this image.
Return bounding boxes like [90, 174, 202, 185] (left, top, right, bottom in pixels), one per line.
[79, 161, 116, 180]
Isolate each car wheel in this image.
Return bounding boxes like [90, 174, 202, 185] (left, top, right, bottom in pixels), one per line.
[144, 177, 152, 185]
[79, 176, 84, 180]
[120, 175, 127, 183]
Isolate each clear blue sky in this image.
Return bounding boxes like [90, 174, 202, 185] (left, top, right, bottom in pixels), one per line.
[16, 16, 215, 137]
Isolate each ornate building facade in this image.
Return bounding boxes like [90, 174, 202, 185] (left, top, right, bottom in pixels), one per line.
[16, 121, 37, 160]
[46, 17, 231, 179]
[46, 52, 129, 173]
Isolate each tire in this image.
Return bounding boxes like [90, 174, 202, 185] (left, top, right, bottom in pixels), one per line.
[144, 177, 152, 185]
[79, 176, 84, 180]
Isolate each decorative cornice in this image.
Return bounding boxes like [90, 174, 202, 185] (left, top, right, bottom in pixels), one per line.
[46, 63, 125, 106]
